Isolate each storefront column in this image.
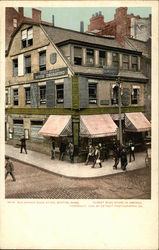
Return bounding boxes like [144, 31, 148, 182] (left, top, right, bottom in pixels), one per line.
[72, 115, 80, 161]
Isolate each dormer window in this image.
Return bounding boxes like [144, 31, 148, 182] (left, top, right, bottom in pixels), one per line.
[132, 56, 138, 71]
[112, 52, 119, 67]
[74, 47, 82, 65]
[122, 54, 129, 70]
[21, 27, 33, 48]
[86, 48, 94, 66]
[99, 50, 106, 67]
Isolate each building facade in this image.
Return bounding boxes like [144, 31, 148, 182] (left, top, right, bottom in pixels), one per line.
[5, 21, 151, 160]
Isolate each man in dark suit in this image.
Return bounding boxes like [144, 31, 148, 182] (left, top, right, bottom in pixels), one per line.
[20, 135, 27, 154]
[5, 156, 16, 181]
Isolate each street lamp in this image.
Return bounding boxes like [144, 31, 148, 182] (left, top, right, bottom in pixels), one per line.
[117, 76, 123, 146]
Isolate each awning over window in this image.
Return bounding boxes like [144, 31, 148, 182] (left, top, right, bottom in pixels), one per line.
[125, 112, 151, 132]
[38, 115, 72, 137]
[80, 114, 117, 138]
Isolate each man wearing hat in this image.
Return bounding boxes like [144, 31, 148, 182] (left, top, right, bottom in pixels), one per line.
[5, 156, 16, 181]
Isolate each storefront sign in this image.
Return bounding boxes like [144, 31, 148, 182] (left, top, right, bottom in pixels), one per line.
[100, 100, 109, 105]
[34, 67, 68, 80]
[103, 66, 119, 75]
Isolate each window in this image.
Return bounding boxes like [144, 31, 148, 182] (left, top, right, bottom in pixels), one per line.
[99, 50, 106, 67]
[86, 48, 94, 66]
[112, 52, 119, 67]
[111, 86, 118, 105]
[40, 86, 46, 104]
[13, 89, 18, 105]
[13, 18, 17, 28]
[25, 87, 31, 104]
[25, 55, 31, 74]
[131, 88, 139, 104]
[132, 56, 138, 71]
[122, 54, 129, 70]
[89, 83, 97, 104]
[74, 47, 82, 65]
[13, 58, 18, 76]
[39, 51, 46, 71]
[56, 84, 64, 103]
[21, 27, 33, 48]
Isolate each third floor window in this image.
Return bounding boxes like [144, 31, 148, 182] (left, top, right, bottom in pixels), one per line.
[86, 48, 94, 66]
[13, 58, 18, 76]
[21, 27, 33, 48]
[39, 51, 46, 71]
[122, 54, 129, 70]
[99, 50, 107, 67]
[112, 52, 119, 67]
[25, 55, 31, 74]
[74, 47, 82, 65]
[132, 56, 138, 71]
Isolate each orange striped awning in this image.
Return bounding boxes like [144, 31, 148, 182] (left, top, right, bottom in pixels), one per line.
[38, 115, 72, 137]
[80, 114, 117, 138]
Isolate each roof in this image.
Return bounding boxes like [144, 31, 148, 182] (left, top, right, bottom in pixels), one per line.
[118, 70, 148, 80]
[125, 38, 151, 58]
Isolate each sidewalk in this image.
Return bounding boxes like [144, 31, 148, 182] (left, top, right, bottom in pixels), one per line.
[5, 144, 146, 178]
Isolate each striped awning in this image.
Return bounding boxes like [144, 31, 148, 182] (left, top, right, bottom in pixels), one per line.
[80, 114, 117, 138]
[125, 112, 151, 132]
[38, 115, 72, 137]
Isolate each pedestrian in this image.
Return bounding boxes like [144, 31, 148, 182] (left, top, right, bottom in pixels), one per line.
[120, 147, 128, 171]
[5, 156, 16, 181]
[68, 142, 74, 163]
[85, 143, 94, 165]
[20, 135, 27, 154]
[98, 143, 104, 162]
[91, 145, 102, 168]
[59, 140, 66, 161]
[51, 138, 55, 160]
[129, 140, 135, 162]
[112, 145, 120, 170]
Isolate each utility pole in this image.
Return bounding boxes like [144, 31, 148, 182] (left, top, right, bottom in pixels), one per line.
[117, 76, 123, 146]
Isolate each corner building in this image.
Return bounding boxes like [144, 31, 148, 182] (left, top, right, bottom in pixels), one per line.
[5, 21, 151, 161]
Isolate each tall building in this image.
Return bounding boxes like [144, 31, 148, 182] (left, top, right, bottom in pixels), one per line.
[5, 18, 151, 160]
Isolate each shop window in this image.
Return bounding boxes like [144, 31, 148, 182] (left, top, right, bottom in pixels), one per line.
[25, 55, 31, 74]
[112, 52, 119, 67]
[131, 88, 139, 104]
[56, 84, 64, 103]
[13, 58, 18, 76]
[122, 54, 129, 70]
[111, 86, 119, 105]
[21, 27, 33, 48]
[39, 51, 46, 71]
[132, 56, 138, 71]
[89, 83, 97, 104]
[13, 89, 18, 105]
[25, 87, 31, 104]
[99, 50, 106, 67]
[74, 47, 82, 65]
[13, 18, 17, 28]
[86, 48, 94, 66]
[40, 86, 46, 104]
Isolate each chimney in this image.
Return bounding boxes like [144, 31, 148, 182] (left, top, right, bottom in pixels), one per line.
[52, 15, 55, 26]
[32, 8, 41, 23]
[80, 21, 84, 33]
[18, 7, 24, 18]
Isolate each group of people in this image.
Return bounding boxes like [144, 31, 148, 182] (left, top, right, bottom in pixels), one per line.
[85, 140, 135, 171]
[51, 139, 74, 163]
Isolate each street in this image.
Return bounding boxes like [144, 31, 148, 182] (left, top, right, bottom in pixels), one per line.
[5, 160, 151, 199]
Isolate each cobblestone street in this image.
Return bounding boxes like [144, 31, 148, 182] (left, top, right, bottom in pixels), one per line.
[5, 160, 151, 199]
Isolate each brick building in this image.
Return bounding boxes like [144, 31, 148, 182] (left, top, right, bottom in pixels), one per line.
[5, 20, 151, 161]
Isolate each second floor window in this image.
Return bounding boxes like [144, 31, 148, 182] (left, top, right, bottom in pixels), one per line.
[25, 87, 31, 104]
[40, 86, 46, 104]
[39, 51, 46, 71]
[21, 27, 33, 48]
[13, 58, 18, 76]
[111, 86, 119, 105]
[132, 56, 138, 71]
[56, 84, 64, 103]
[122, 54, 129, 70]
[112, 52, 119, 67]
[25, 55, 31, 74]
[86, 48, 94, 66]
[89, 83, 97, 104]
[13, 89, 18, 106]
[131, 88, 139, 104]
[99, 50, 106, 67]
[74, 47, 82, 65]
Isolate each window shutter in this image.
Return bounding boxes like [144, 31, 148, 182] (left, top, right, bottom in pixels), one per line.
[79, 76, 89, 108]
[46, 80, 55, 108]
[31, 83, 38, 108]
[18, 54, 24, 76]
[22, 29, 27, 40]
[64, 78, 72, 108]
[28, 28, 33, 39]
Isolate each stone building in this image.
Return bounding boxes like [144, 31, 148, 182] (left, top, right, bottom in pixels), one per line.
[5, 20, 151, 161]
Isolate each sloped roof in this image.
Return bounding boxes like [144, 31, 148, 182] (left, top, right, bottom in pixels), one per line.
[125, 38, 150, 58]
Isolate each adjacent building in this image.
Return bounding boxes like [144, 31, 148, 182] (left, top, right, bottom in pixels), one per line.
[5, 20, 151, 161]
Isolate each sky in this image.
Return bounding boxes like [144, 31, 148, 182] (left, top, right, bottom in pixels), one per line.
[20, 7, 151, 32]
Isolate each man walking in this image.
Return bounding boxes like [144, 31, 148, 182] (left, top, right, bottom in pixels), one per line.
[59, 141, 66, 161]
[91, 145, 102, 168]
[5, 156, 16, 181]
[85, 143, 94, 165]
[51, 138, 55, 160]
[129, 140, 135, 162]
[68, 142, 74, 163]
[20, 135, 27, 154]
[112, 145, 120, 170]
